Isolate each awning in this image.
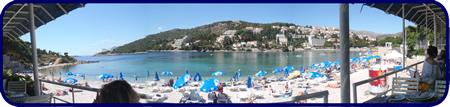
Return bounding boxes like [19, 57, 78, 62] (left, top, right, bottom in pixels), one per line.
[3, 3, 86, 40]
[364, 3, 446, 33]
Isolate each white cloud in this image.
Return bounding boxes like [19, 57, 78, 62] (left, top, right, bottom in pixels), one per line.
[158, 27, 163, 31]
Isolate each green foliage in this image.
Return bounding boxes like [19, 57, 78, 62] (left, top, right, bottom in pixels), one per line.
[3, 36, 32, 64]
[410, 49, 426, 56]
[246, 49, 252, 52]
[3, 68, 35, 96]
[323, 41, 334, 47]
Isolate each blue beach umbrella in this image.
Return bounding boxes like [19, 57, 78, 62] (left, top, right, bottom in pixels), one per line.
[161, 71, 174, 76]
[285, 66, 294, 72]
[303, 72, 324, 79]
[119, 72, 124, 80]
[96, 74, 113, 80]
[273, 68, 284, 73]
[247, 76, 253, 88]
[193, 72, 202, 82]
[234, 72, 239, 82]
[64, 78, 78, 84]
[173, 74, 192, 89]
[300, 66, 304, 73]
[255, 71, 267, 77]
[212, 71, 226, 76]
[154, 72, 160, 81]
[284, 68, 290, 78]
[74, 73, 84, 77]
[65, 72, 73, 76]
[199, 78, 221, 93]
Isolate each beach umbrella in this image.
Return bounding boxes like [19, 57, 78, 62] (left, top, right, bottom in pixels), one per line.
[119, 72, 124, 80]
[238, 69, 242, 77]
[284, 66, 294, 72]
[199, 78, 221, 93]
[193, 72, 202, 82]
[161, 71, 174, 76]
[212, 71, 226, 76]
[284, 68, 290, 78]
[255, 71, 267, 77]
[273, 68, 284, 73]
[173, 74, 192, 89]
[74, 73, 84, 77]
[154, 72, 160, 81]
[303, 72, 324, 79]
[96, 74, 113, 80]
[300, 66, 304, 73]
[65, 72, 73, 76]
[234, 72, 239, 82]
[247, 76, 253, 88]
[64, 78, 78, 84]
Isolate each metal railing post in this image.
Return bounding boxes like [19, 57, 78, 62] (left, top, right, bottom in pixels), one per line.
[353, 84, 357, 103]
[72, 87, 75, 103]
[324, 94, 328, 103]
[39, 80, 42, 95]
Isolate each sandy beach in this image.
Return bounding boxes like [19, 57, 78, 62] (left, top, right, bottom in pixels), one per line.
[25, 57, 422, 104]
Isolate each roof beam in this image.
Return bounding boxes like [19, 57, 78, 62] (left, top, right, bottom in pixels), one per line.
[3, 4, 27, 29]
[80, 3, 85, 7]
[35, 5, 55, 20]
[19, 23, 30, 32]
[3, 33, 13, 40]
[414, 14, 424, 23]
[370, 3, 375, 8]
[9, 30, 20, 38]
[412, 5, 426, 8]
[5, 11, 28, 14]
[34, 14, 46, 25]
[5, 22, 23, 25]
[4, 32, 17, 40]
[13, 27, 25, 35]
[56, 3, 68, 15]
[423, 3, 445, 24]
[3, 17, 30, 23]
[395, 6, 403, 16]
[417, 15, 426, 25]
[411, 11, 420, 21]
[385, 3, 394, 14]
[405, 5, 418, 17]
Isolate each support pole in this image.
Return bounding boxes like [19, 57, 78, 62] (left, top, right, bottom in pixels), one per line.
[29, 3, 41, 96]
[434, 14, 437, 47]
[402, 3, 406, 69]
[339, 3, 350, 103]
[426, 9, 428, 47]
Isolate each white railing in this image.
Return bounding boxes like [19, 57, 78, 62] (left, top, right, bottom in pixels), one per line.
[352, 61, 424, 103]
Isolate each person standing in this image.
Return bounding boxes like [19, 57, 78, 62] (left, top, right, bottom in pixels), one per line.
[134, 74, 138, 81]
[83, 74, 86, 80]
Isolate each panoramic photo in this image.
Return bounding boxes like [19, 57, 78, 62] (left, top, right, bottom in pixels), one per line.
[2, 3, 448, 104]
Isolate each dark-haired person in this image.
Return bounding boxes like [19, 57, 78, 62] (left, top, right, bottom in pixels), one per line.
[421, 46, 443, 86]
[93, 80, 140, 103]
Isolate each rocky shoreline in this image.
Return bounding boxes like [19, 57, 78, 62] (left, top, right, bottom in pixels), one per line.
[38, 60, 99, 70]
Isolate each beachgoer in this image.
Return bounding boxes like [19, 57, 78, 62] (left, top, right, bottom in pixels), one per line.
[209, 91, 218, 103]
[93, 80, 140, 103]
[42, 84, 49, 91]
[51, 72, 54, 81]
[268, 85, 276, 93]
[109, 78, 113, 82]
[296, 91, 307, 103]
[326, 81, 341, 88]
[260, 77, 266, 86]
[231, 78, 237, 85]
[421, 46, 443, 85]
[175, 76, 179, 81]
[85, 81, 90, 87]
[115, 77, 118, 81]
[218, 85, 224, 94]
[245, 96, 257, 103]
[134, 74, 138, 81]
[83, 74, 86, 80]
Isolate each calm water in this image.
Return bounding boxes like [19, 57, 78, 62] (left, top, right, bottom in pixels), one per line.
[40, 51, 362, 83]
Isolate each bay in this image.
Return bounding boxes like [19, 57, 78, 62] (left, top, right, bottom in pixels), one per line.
[40, 51, 362, 83]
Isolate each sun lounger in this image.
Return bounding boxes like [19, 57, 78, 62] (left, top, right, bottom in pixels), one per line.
[217, 94, 228, 103]
[151, 87, 160, 92]
[186, 92, 201, 103]
[206, 92, 216, 103]
[180, 92, 190, 103]
[189, 87, 198, 91]
[152, 93, 167, 102]
[239, 86, 247, 91]
[254, 92, 263, 99]
[229, 86, 239, 92]
[295, 78, 305, 82]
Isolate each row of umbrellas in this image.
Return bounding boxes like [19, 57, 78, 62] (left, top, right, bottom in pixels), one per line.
[309, 55, 382, 70]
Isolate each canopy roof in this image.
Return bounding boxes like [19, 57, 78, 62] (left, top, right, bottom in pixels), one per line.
[364, 3, 446, 33]
[3, 3, 86, 40]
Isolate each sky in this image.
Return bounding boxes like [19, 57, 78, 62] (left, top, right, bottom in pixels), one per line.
[18, 3, 420, 56]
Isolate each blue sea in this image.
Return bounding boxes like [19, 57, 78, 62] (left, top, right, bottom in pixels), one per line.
[39, 51, 362, 83]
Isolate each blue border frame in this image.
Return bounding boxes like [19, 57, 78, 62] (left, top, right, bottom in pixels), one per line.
[1, 0, 448, 107]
